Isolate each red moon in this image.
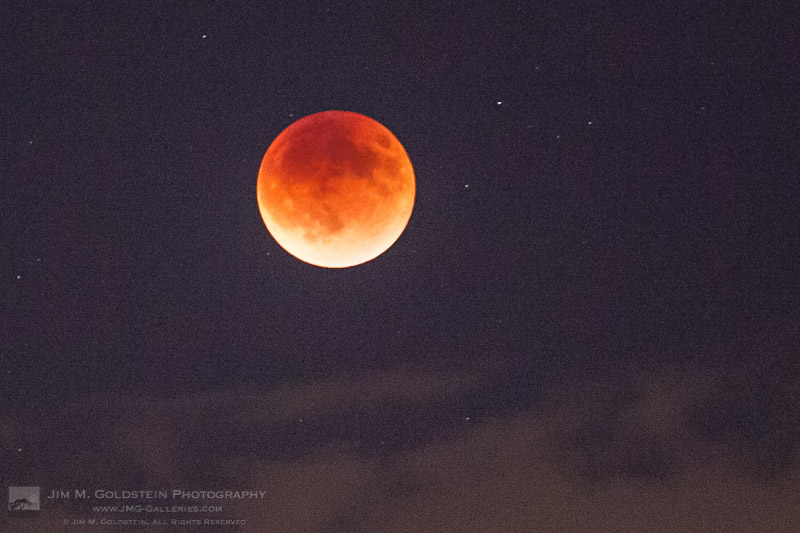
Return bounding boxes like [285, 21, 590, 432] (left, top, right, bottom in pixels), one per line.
[256, 111, 415, 268]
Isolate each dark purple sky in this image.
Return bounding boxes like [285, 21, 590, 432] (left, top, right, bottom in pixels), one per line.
[2, 2, 798, 531]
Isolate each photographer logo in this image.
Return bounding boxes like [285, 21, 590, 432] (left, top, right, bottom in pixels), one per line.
[8, 487, 40, 518]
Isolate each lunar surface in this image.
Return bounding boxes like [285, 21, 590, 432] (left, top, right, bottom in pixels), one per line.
[257, 111, 415, 268]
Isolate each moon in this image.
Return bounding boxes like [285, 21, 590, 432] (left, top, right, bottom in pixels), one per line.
[256, 111, 415, 268]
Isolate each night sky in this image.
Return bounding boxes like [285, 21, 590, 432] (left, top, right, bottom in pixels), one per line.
[2, 2, 799, 531]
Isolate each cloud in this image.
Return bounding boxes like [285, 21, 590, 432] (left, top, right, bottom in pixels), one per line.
[3, 366, 798, 532]
[1, 368, 486, 487]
